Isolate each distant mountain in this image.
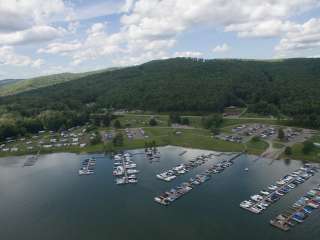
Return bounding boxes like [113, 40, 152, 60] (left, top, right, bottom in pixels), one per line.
[1, 58, 320, 128]
[0, 68, 118, 96]
[0, 79, 24, 87]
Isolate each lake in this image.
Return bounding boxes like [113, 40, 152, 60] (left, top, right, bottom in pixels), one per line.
[0, 146, 319, 240]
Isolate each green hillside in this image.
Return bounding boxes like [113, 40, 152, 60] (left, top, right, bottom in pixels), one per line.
[0, 79, 23, 87]
[1, 58, 320, 137]
[0, 68, 118, 96]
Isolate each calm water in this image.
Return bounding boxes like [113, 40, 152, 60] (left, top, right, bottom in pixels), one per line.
[0, 146, 319, 240]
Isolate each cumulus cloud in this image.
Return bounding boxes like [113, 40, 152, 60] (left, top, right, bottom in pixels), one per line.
[0, 0, 73, 46]
[31, 0, 320, 69]
[38, 41, 82, 55]
[0, 0, 68, 32]
[225, 20, 298, 38]
[275, 18, 320, 55]
[0, 26, 65, 45]
[72, 0, 133, 21]
[173, 51, 203, 58]
[120, 0, 319, 40]
[39, 22, 123, 65]
[212, 43, 230, 53]
[0, 46, 44, 67]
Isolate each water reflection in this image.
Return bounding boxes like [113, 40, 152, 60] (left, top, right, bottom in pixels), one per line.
[0, 147, 319, 240]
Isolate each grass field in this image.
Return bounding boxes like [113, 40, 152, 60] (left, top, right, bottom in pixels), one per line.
[283, 143, 320, 162]
[273, 142, 285, 149]
[1, 114, 318, 162]
[245, 139, 269, 155]
[284, 134, 320, 162]
[99, 127, 263, 154]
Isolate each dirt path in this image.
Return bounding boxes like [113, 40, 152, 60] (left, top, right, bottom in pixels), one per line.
[261, 140, 285, 159]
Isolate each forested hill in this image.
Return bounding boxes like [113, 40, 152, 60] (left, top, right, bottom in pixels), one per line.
[0, 68, 119, 97]
[1, 58, 320, 128]
[0, 79, 23, 87]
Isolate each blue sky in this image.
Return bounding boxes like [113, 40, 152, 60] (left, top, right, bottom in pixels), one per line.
[1, 0, 320, 79]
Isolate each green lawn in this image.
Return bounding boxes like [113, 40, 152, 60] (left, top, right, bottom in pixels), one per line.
[284, 143, 320, 162]
[113, 114, 169, 128]
[273, 142, 285, 149]
[98, 127, 244, 153]
[245, 139, 269, 155]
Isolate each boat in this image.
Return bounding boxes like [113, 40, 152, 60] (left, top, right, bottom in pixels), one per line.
[240, 200, 253, 208]
[251, 194, 263, 202]
[244, 168, 249, 171]
[268, 185, 278, 191]
[260, 190, 270, 196]
[128, 179, 138, 184]
[127, 169, 139, 174]
[154, 196, 169, 206]
[116, 177, 126, 185]
[128, 174, 136, 179]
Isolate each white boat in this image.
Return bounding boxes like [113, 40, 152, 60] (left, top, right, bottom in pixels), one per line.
[78, 169, 93, 175]
[250, 205, 263, 214]
[128, 179, 138, 184]
[260, 190, 270, 196]
[240, 200, 253, 208]
[116, 177, 126, 185]
[113, 166, 124, 176]
[276, 180, 286, 185]
[125, 163, 137, 169]
[268, 185, 278, 191]
[127, 169, 139, 174]
[251, 194, 263, 202]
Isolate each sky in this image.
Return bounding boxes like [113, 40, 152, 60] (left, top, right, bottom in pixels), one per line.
[1, 0, 320, 80]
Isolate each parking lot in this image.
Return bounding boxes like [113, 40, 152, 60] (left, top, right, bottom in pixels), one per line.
[219, 123, 313, 145]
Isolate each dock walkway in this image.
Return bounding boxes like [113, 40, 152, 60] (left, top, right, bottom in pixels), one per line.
[270, 185, 320, 231]
[241, 165, 318, 214]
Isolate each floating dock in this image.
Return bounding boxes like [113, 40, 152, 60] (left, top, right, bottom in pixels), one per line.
[270, 184, 320, 231]
[240, 164, 318, 214]
[154, 153, 243, 206]
[179, 150, 187, 156]
[113, 153, 139, 185]
[156, 153, 214, 182]
[23, 151, 40, 167]
[156, 152, 243, 182]
[78, 158, 96, 175]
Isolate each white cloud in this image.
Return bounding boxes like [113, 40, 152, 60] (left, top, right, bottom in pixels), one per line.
[38, 41, 82, 55]
[212, 43, 230, 53]
[0, 0, 73, 46]
[0, 25, 65, 45]
[72, 0, 133, 21]
[32, 59, 45, 68]
[0, 46, 44, 67]
[275, 18, 320, 55]
[112, 51, 168, 66]
[121, 0, 319, 41]
[35, 0, 320, 69]
[39, 22, 124, 65]
[0, 0, 68, 32]
[225, 20, 298, 38]
[173, 51, 203, 58]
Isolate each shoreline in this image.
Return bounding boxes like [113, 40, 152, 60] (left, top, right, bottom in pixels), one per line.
[0, 143, 318, 164]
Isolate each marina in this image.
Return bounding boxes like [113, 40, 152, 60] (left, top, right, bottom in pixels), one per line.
[270, 184, 320, 231]
[78, 158, 96, 175]
[113, 153, 139, 185]
[156, 152, 220, 182]
[145, 147, 161, 161]
[240, 164, 318, 214]
[0, 147, 320, 240]
[154, 153, 241, 206]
